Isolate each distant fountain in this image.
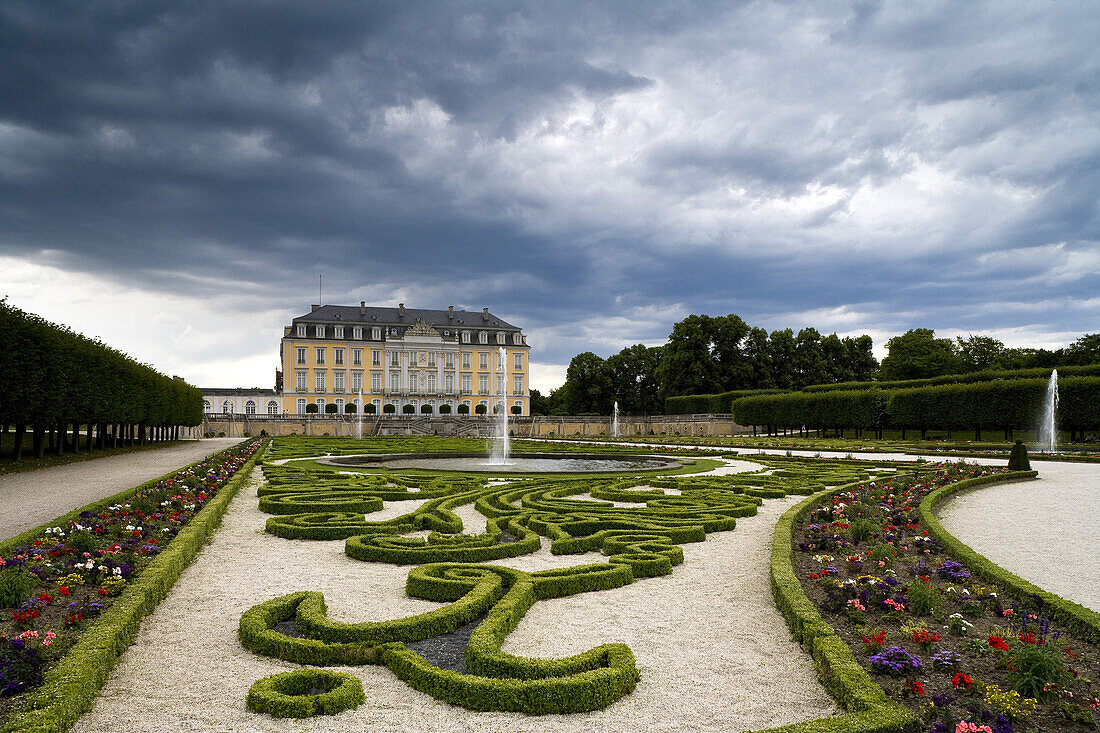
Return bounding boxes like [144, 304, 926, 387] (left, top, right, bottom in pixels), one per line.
[487, 347, 511, 465]
[356, 388, 363, 440]
[1038, 369, 1059, 453]
[611, 401, 620, 437]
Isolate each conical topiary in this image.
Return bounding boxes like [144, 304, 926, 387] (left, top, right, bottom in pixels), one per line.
[1007, 439, 1030, 471]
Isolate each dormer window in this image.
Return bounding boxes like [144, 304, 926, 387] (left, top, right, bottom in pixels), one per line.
[513, 333, 522, 345]
[353, 327, 362, 339]
[478, 332, 487, 344]
[496, 332, 505, 344]
[372, 327, 381, 340]
[461, 331, 471, 343]
[334, 326, 344, 339]
[296, 324, 306, 337]
[316, 325, 325, 338]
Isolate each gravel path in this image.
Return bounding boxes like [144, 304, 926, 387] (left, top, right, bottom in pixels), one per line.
[0, 439, 241, 541]
[935, 460, 1100, 612]
[72, 458, 839, 732]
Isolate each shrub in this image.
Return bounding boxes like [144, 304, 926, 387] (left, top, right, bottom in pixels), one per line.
[402, 405, 415, 414]
[458, 404, 470, 415]
[383, 404, 395, 414]
[324, 404, 338, 414]
[247, 669, 364, 718]
[344, 403, 357, 413]
[365, 403, 376, 415]
[305, 404, 319, 414]
[511, 406, 521, 415]
[906, 578, 941, 616]
[849, 518, 878, 543]
[1007, 440, 1030, 470]
[475, 404, 487, 415]
[0, 568, 37, 608]
[439, 404, 452, 414]
[421, 404, 433, 414]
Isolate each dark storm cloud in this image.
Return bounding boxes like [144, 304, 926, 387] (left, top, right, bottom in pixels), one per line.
[1, 0, 1097, 373]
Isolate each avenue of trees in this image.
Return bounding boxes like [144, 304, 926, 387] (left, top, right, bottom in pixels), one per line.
[1, 300, 204, 460]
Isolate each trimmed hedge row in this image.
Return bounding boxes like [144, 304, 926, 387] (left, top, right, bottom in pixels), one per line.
[246, 669, 364, 718]
[919, 472, 1100, 644]
[1, 440, 262, 733]
[665, 388, 785, 414]
[732, 376, 1100, 436]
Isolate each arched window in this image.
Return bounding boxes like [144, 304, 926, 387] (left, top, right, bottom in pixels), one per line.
[203, 400, 212, 413]
[245, 400, 256, 415]
[222, 400, 233, 414]
[296, 398, 307, 414]
[267, 401, 279, 414]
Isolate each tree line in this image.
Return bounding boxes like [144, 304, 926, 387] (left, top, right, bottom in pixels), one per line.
[534, 312, 1100, 417]
[1, 300, 204, 460]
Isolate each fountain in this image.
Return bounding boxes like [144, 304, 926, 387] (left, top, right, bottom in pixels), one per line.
[356, 388, 363, 440]
[1038, 369, 1059, 453]
[487, 346, 511, 465]
[611, 401, 619, 437]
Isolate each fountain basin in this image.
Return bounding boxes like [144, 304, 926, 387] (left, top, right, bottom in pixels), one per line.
[319, 452, 682, 474]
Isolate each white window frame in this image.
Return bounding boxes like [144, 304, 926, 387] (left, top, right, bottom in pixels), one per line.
[479, 352, 488, 369]
[334, 326, 344, 339]
[372, 326, 381, 340]
[222, 399, 233, 414]
[296, 370, 307, 392]
[478, 375, 488, 394]
[479, 331, 487, 344]
[353, 327, 362, 339]
[461, 374, 471, 394]
[296, 398, 307, 414]
[462, 352, 471, 369]
[315, 348, 326, 365]
[461, 331, 470, 343]
[245, 400, 256, 414]
[513, 375, 523, 394]
[496, 332, 505, 344]
[296, 347, 306, 365]
[334, 371, 345, 392]
[514, 353, 522, 370]
[352, 371, 363, 391]
[296, 324, 307, 337]
[316, 325, 325, 338]
[334, 348, 344, 366]
[267, 401, 279, 415]
[372, 349, 381, 366]
[315, 370, 326, 392]
[445, 374, 454, 393]
[371, 372, 382, 392]
[352, 348, 362, 366]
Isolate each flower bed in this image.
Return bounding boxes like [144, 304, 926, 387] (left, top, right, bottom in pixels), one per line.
[792, 464, 1100, 733]
[0, 439, 261, 715]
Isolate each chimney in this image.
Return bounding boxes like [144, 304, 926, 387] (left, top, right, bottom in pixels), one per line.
[311, 304, 320, 312]
[359, 301, 365, 315]
[482, 307, 489, 321]
[448, 306, 454, 319]
[398, 303, 405, 317]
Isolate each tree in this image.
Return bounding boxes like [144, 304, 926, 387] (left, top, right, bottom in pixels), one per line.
[529, 388, 549, 415]
[563, 352, 613, 414]
[656, 315, 724, 398]
[843, 335, 878, 381]
[956, 335, 1005, 372]
[793, 327, 827, 388]
[820, 334, 852, 383]
[878, 329, 961, 380]
[606, 344, 664, 414]
[742, 327, 773, 389]
[1064, 333, 1100, 366]
[767, 329, 798, 389]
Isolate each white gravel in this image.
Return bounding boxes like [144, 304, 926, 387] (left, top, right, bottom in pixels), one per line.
[0, 439, 241, 541]
[72, 457, 839, 732]
[935, 460, 1100, 612]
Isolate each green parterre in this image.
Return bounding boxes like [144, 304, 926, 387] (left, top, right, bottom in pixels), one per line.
[241, 438, 902, 717]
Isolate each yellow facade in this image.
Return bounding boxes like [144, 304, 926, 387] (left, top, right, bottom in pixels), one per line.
[279, 304, 531, 416]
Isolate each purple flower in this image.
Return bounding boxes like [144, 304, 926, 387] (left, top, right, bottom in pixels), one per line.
[936, 561, 970, 581]
[869, 646, 924, 676]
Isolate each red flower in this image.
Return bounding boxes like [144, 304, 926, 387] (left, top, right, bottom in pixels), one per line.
[59, 586, 70, 596]
[907, 680, 925, 696]
[988, 635, 1010, 651]
[952, 673, 973, 690]
[97, 588, 109, 596]
[1017, 632, 1037, 645]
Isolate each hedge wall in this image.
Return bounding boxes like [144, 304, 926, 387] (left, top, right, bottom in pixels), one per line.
[665, 389, 784, 414]
[0, 301, 203, 460]
[730, 376, 1100, 437]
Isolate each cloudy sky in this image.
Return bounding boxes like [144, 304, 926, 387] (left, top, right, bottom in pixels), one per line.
[1, 1, 1097, 391]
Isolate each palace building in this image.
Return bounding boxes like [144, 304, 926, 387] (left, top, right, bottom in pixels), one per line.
[278, 303, 531, 416]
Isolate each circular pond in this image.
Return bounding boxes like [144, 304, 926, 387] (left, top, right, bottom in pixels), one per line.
[320, 452, 682, 474]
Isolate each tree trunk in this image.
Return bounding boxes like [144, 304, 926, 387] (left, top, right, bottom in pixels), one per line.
[54, 423, 64, 455]
[11, 423, 26, 461]
[34, 424, 46, 458]
[72, 422, 81, 453]
[85, 423, 94, 451]
[975, 424, 981, 441]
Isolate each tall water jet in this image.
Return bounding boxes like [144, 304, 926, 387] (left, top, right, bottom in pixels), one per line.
[612, 401, 619, 437]
[356, 388, 363, 440]
[1038, 369, 1059, 453]
[487, 346, 511, 465]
